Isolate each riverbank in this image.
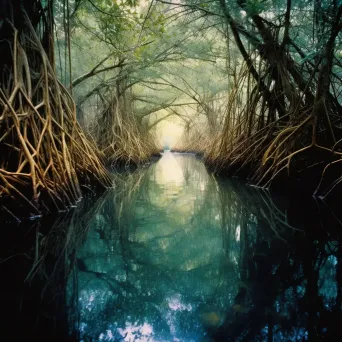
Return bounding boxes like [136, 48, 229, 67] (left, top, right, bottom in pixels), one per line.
[0, 152, 164, 223]
[168, 150, 340, 202]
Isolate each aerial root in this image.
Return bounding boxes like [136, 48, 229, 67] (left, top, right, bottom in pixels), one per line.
[92, 94, 161, 168]
[0, 16, 111, 216]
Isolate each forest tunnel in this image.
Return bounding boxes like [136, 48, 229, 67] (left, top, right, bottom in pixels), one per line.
[1, 0, 342, 218]
[2, 1, 342, 341]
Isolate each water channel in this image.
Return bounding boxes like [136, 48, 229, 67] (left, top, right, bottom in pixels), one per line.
[1, 152, 342, 341]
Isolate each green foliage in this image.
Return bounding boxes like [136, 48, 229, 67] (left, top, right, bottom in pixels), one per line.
[54, 0, 229, 140]
[244, 0, 271, 15]
[53, 0, 342, 190]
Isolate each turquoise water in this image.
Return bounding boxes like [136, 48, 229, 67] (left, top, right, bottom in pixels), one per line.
[1, 152, 342, 341]
[68, 152, 233, 341]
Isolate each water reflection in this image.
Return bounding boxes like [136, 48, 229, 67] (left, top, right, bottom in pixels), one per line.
[0, 193, 106, 341]
[69, 153, 226, 341]
[1, 152, 342, 341]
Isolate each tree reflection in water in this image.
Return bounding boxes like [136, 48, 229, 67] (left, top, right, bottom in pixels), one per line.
[214, 181, 342, 341]
[0, 192, 106, 342]
[1, 153, 342, 341]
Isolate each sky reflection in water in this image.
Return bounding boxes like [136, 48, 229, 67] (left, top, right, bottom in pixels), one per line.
[66, 152, 342, 342]
[70, 152, 230, 341]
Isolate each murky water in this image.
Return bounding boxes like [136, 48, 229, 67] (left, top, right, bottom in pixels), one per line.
[1, 152, 342, 341]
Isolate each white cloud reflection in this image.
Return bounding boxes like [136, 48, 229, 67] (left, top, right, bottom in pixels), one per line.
[117, 322, 154, 342]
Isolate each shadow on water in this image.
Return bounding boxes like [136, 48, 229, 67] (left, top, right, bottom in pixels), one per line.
[1, 152, 342, 341]
[212, 180, 342, 341]
[0, 192, 108, 342]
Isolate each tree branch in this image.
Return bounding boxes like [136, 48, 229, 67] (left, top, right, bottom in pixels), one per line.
[72, 58, 127, 87]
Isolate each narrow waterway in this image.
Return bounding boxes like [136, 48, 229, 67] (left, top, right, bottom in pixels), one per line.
[1, 152, 342, 341]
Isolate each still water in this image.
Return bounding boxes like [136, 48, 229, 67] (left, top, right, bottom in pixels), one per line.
[1, 152, 342, 341]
